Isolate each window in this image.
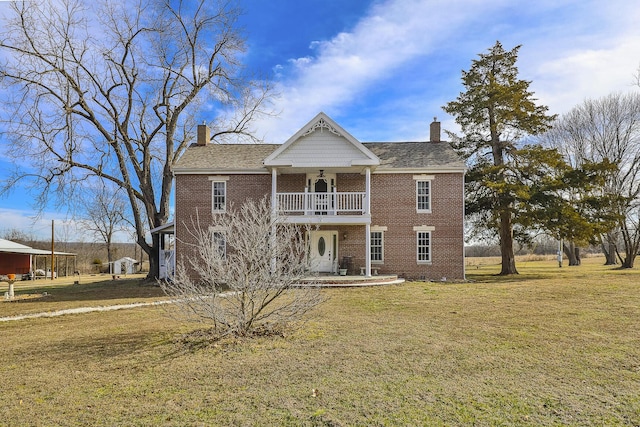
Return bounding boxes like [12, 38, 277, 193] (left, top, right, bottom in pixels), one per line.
[370, 226, 387, 264]
[414, 175, 434, 213]
[414, 226, 434, 264]
[370, 231, 384, 263]
[212, 231, 226, 260]
[212, 181, 226, 212]
[416, 231, 431, 263]
[416, 180, 430, 212]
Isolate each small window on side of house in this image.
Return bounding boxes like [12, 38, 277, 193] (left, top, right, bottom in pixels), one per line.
[212, 181, 226, 213]
[370, 231, 384, 264]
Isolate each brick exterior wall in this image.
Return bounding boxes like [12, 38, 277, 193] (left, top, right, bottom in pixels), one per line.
[175, 169, 465, 281]
[314, 172, 464, 280]
[174, 174, 272, 267]
[369, 173, 464, 280]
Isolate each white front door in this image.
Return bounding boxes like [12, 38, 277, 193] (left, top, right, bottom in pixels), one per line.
[310, 231, 337, 273]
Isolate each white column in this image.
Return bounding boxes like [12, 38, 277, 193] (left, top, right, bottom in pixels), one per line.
[365, 223, 371, 277]
[365, 167, 371, 215]
[271, 168, 278, 273]
[271, 168, 278, 216]
[365, 167, 372, 276]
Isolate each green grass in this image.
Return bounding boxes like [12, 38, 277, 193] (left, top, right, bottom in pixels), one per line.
[1, 257, 640, 425]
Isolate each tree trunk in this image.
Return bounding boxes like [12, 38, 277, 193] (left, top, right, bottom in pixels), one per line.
[621, 254, 636, 268]
[602, 234, 618, 265]
[563, 241, 580, 266]
[621, 247, 637, 269]
[106, 237, 112, 265]
[137, 234, 160, 281]
[147, 233, 161, 280]
[499, 210, 518, 275]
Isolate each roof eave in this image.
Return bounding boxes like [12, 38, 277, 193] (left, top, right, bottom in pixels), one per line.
[174, 168, 270, 175]
[373, 166, 467, 174]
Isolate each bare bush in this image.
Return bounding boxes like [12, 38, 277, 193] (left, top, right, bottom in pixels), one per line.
[161, 197, 325, 338]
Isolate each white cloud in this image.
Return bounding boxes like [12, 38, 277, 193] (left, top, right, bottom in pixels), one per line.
[252, 0, 510, 142]
[249, 0, 640, 143]
[0, 208, 73, 240]
[532, 37, 640, 117]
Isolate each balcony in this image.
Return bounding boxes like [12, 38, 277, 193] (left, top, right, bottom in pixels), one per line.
[276, 191, 369, 224]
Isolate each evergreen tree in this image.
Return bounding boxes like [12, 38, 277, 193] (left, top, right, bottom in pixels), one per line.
[444, 42, 556, 275]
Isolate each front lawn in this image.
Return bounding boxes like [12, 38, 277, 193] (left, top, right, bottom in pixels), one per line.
[1, 257, 639, 425]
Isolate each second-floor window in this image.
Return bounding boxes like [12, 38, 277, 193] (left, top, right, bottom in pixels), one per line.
[212, 181, 226, 213]
[416, 180, 431, 212]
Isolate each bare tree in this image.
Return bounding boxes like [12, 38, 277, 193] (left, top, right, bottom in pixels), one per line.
[541, 92, 640, 268]
[161, 197, 325, 338]
[0, 0, 272, 279]
[79, 185, 129, 265]
[1, 229, 36, 246]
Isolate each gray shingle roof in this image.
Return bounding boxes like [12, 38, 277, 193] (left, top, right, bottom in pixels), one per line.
[364, 142, 465, 170]
[174, 141, 464, 172]
[174, 143, 280, 171]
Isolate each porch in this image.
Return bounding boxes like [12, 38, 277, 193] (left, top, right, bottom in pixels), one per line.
[276, 191, 366, 216]
[270, 168, 373, 226]
[269, 168, 376, 274]
[298, 273, 404, 287]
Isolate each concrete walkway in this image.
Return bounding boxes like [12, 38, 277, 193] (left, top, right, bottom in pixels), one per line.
[0, 299, 175, 323]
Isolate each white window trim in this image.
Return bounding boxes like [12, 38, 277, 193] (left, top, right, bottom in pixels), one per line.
[370, 226, 387, 265]
[414, 175, 434, 214]
[209, 177, 229, 213]
[414, 225, 434, 265]
[208, 227, 227, 260]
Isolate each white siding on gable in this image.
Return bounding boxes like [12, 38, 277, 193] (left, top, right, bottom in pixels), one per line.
[276, 131, 371, 167]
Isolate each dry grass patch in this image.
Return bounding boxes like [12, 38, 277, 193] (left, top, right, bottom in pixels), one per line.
[1, 257, 640, 425]
[0, 275, 166, 318]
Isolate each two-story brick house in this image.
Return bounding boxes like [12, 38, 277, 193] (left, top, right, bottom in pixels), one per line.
[172, 112, 465, 281]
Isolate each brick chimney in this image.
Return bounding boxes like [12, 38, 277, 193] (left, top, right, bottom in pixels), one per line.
[430, 117, 441, 142]
[197, 123, 210, 146]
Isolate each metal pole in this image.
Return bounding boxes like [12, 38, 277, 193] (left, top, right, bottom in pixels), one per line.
[557, 238, 563, 268]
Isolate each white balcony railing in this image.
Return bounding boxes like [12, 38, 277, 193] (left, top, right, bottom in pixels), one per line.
[277, 191, 366, 215]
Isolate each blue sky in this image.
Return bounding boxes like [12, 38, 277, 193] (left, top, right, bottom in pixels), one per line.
[1, 0, 640, 240]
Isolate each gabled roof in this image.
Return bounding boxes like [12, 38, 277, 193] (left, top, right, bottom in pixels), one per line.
[114, 257, 138, 263]
[0, 238, 75, 256]
[262, 112, 379, 168]
[173, 113, 466, 174]
[0, 238, 33, 254]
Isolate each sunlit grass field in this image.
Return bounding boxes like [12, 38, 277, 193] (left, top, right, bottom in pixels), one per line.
[1, 257, 639, 426]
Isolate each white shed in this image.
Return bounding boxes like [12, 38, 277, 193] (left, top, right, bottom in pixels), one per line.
[113, 257, 137, 275]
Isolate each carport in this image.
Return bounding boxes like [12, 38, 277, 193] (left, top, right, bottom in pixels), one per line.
[0, 238, 76, 280]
